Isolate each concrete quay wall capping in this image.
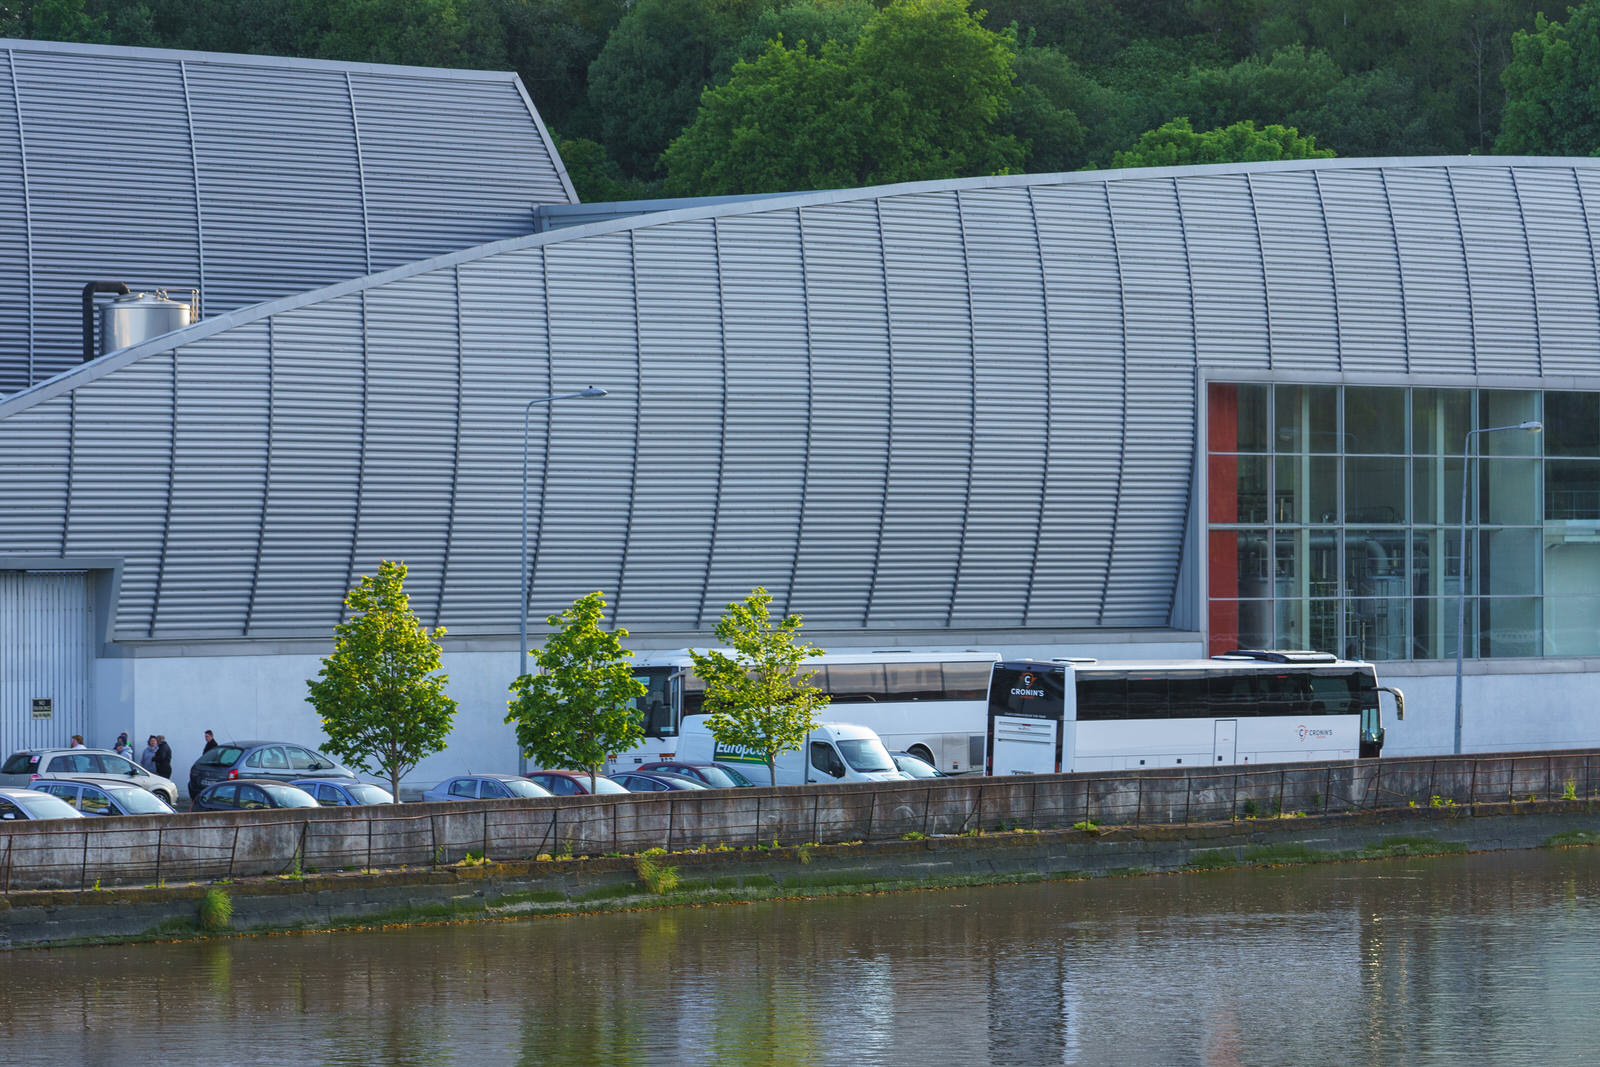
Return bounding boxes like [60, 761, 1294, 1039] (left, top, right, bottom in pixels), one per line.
[2, 750, 1596, 891]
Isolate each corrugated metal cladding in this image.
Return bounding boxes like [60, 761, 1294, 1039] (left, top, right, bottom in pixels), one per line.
[6, 158, 1600, 642]
[0, 39, 574, 394]
[0, 571, 89, 754]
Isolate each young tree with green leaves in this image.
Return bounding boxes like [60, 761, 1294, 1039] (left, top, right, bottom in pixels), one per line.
[307, 560, 457, 803]
[506, 590, 646, 790]
[1111, 116, 1334, 168]
[688, 587, 829, 787]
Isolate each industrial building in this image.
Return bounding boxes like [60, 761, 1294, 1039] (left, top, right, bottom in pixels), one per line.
[3, 38, 1598, 788]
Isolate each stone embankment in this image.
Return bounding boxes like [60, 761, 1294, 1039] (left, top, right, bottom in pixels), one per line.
[4, 798, 1598, 950]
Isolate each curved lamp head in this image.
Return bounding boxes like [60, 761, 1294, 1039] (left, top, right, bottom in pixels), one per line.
[1520, 420, 1543, 433]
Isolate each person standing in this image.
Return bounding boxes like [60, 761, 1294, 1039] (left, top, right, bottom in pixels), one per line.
[141, 735, 159, 773]
[153, 735, 173, 779]
[190, 730, 219, 800]
[202, 729, 218, 754]
[69, 734, 85, 748]
[113, 732, 133, 759]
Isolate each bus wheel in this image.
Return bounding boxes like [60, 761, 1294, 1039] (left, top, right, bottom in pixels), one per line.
[909, 745, 936, 768]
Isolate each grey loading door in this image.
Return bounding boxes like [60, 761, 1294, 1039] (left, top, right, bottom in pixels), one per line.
[1213, 719, 1237, 766]
[1, 572, 90, 755]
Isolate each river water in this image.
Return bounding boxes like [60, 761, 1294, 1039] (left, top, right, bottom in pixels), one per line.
[4, 847, 1600, 1065]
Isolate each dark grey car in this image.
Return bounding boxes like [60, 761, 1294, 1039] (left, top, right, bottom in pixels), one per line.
[188, 741, 353, 796]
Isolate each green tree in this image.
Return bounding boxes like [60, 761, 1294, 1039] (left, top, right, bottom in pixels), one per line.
[1111, 116, 1334, 167]
[688, 587, 829, 787]
[1498, 1, 1600, 155]
[307, 560, 457, 802]
[665, 0, 1023, 195]
[506, 590, 647, 789]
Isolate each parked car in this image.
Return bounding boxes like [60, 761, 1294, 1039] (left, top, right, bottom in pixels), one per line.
[0, 747, 180, 805]
[0, 786, 86, 821]
[188, 741, 354, 797]
[33, 778, 177, 816]
[636, 761, 756, 788]
[523, 770, 631, 796]
[890, 751, 946, 779]
[191, 779, 321, 812]
[291, 778, 394, 806]
[610, 770, 710, 793]
[421, 774, 553, 802]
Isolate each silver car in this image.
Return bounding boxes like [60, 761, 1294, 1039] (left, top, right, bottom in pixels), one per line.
[32, 778, 177, 817]
[0, 748, 180, 805]
[0, 786, 86, 821]
[421, 774, 552, 802]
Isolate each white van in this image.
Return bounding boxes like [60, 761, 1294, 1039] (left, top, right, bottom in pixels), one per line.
[675, 716, 910, 786]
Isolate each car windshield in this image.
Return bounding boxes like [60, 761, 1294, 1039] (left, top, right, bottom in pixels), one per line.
[893, 753, 940, 778]
[16, 792, 83, 819]
[837, 737, 896, 773]
[696, 766, 750, 788]
[105, 786, 172, 814]
[505, 779, 550, 798]
[198, 746, 244, 766]
[346, 784, 393, 804]
[260, 784, 319, 808]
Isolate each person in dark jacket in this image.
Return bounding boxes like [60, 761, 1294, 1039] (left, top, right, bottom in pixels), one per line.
[153, 735, 172, 778]
[202, 729, 217, 753]
[190, 730, 219, 799]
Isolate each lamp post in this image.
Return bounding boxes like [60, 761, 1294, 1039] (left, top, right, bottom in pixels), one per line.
[518, 387, 607, 769]
[1453, 419, 1541, 754]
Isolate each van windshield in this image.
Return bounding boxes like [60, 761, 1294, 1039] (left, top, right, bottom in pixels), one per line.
[836, 738, 894, 773]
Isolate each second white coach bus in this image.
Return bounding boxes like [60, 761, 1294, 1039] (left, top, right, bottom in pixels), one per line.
[608, 648, 1002, 775]
[986, 650, 1405, 775]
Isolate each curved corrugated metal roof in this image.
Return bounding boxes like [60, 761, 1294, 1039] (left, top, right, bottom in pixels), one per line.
[0, 37, 575, 393]
[2, 157, 1596, 642]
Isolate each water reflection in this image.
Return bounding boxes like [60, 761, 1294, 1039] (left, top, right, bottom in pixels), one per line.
[3, 849, 1600, 1064]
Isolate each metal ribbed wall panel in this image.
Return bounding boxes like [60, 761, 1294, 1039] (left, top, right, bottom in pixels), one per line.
[951, 188, 1048, 628]
[1318, 169, 1410, 373]
[702, 211, 810, 623]
[1252, 172, 1339, 372]
[1028, 183, 1121, 627]
[446, 250, 559, 630]
[0, 404, 68, 555]
[0, 39, 574, 392]
[351, 74, 565, 269]
[154, 325, 270, 633]
[1453, 167, 1540, 375]
[871, 191, 973, 626]
[791, 201, 891, 627]
[1104, 178, 1196, 626]
[185, 63, 369, 311]
[349, 273, 461, 615]
[0, 51, 31, 393]
[17, 50, 199, 384]
[535, 237, 638, 614]
[7, 158, 1600, 644]
[0, 572, 88, 754]
[1520, 168, 1600, 377]
[248, 298, 365, 632]
[620, 221, 723, 629]
[64, 355, 174, 636]
[1384, 167, 1471, 376]
[1182, 175, 1270, 370]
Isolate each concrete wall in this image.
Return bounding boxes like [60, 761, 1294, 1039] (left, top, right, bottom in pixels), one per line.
[3, 748, 1596, 892]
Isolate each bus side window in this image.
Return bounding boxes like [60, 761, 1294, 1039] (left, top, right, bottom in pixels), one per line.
[1076, 675, 1126, 720]
[942, 661, 992, 701]
[886, 662, 941, 701]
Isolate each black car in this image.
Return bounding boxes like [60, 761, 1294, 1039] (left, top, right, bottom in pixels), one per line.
[636, 761, 755, 788]
[191, 778, 321, 812]
[610, 770, 709, 792]
[189, 741, 353, 797]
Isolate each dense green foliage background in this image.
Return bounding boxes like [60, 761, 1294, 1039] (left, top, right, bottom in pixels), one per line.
[14, 0, 1594, 199]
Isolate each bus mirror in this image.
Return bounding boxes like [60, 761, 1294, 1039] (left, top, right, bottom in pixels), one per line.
[1379, 685, 1404, 721]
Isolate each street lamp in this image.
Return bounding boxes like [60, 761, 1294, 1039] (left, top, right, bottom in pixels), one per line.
[1453, 418, 1542, 754]
[518, 387, 607, 753]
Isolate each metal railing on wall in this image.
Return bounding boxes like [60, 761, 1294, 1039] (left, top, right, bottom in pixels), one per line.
[2, 750, 1596, 892]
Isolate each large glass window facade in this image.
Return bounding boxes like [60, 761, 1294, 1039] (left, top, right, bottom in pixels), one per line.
[1208, 383, 1600, 661]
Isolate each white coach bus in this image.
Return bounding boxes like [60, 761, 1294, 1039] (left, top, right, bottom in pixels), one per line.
[986, 650, 1405, 776]
[609, 648, 1001, 775]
